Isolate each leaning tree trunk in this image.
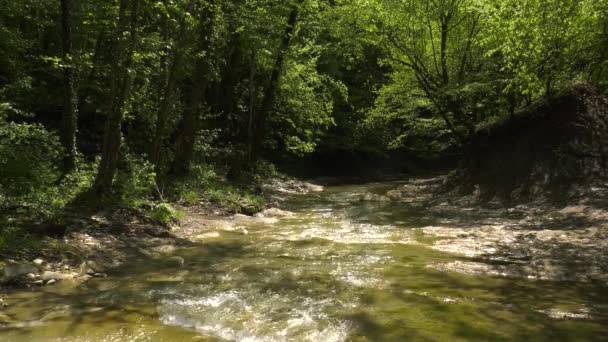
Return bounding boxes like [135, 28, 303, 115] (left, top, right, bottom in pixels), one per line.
[60, 0, 78, 173]
[249, 6, 299, 166]
[94, 0, 140, 195]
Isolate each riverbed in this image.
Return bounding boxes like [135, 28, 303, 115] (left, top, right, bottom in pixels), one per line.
[1, 180, 607, 341]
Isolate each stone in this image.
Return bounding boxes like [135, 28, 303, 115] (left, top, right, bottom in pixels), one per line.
[26, 273, 37, 280]
[46, 279, 56, 285]
[255, 208, 294, 218]
[40, 271, 72, 281]
[559, 205, 587, 216]
[78, 262, 94, 275]
[3, 263, 38, 279]
[33, 280, 44, 286]
[86, 261, 105, 273]
[151, 245, 177, 255]
[33, 258, 45, 266]
[0, 313, 14, 324]
[165, 256, 185, 268]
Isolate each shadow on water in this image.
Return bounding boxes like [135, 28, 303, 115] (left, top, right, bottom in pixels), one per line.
[2, 180, 608, 341]
[0, 238, 251, 340]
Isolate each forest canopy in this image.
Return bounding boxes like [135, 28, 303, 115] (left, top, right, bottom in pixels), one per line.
[0, 0, 607, 221]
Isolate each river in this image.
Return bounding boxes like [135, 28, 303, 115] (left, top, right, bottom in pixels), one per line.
[1, 181, 607, 341]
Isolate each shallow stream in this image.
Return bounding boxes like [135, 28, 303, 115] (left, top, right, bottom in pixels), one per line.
[1, 182, 607, 341]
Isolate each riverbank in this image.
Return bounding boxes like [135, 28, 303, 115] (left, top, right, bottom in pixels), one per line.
[0, 177, 323, 290]
[1, 176, 607, 340]
[386, 176, 608, 282]
[2, 174, 607, 290]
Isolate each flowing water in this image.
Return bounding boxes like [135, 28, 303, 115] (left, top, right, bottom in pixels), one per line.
[1, 182, 608, 341]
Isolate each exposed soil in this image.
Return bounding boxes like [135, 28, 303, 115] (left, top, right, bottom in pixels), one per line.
[447, 83, 608, 203]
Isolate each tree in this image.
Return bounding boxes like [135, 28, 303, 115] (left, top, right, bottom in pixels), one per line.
[249, 3, 300, 165]
[171, 0, 218, 176]
[59, 0, 78, 174]
[94, 0, 141, 195]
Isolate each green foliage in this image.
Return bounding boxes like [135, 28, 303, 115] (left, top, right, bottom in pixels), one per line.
[0, 227, 39, 258]
[205, 181, 265, 214]
[0, 119, 63, 198]
[114, 155, 156, 208]
[0, 0, 606, 239]
[148, 202, 184, 225]
[254, 160, 279, 179]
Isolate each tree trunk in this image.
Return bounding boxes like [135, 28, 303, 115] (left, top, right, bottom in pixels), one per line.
[249, 6, 299, 165]
[94, 0, 140, 195]
[246, 51, 257, 164]
[60, 0, 77, 173]
[150, 0, 193, 172]
[171, 1, 216, 176]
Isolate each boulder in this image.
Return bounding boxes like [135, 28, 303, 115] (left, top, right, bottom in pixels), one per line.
[40, 271, 73, 281]
[3, 263, 39, 279]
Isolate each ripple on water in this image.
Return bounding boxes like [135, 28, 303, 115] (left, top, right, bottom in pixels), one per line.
[158, 288, 350, 342]
[259, 219, 415, 245]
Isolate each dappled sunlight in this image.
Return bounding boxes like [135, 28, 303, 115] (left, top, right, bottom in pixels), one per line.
[2, 181, 608, 341]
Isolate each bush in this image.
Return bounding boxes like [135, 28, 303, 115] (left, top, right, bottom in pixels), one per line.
[148, 202, 184, 225]
[0, 119, 63, 207]
[114, 154, 156, 208]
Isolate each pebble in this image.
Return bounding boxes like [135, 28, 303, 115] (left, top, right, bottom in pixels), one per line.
[33, 258, 45, 266]
[46, 279, 56, 285]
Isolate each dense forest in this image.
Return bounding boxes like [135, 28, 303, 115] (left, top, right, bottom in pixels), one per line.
[1, 0, 608, 340]
[1, 0, 607, 223]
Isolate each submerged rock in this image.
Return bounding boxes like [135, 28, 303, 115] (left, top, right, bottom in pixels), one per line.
[255, 208, 294, 218]
[360, 193, 391, 202]
[165, 256, 185, 268]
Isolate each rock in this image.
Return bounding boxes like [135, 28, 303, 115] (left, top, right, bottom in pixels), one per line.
[78, 262, 95, 275]
[559, 205, 587, 216]
[46, 279, 56, 285]
[360, 193, 391, 202]
[33, 258, 45, 266]
[33, 280, 44, 286]
[165, 256, 185, 268]
[93, 273, 108, 278]
[40, 271, 73, 281]
[26, 273, 37, 280]
[0, 313, 14, 324]
[86, 261, 105, 273]
[303, 182, 324, 192]
[194, 232, 221, 240]
[240, 204, 259, 216]
[3, 263, 39, 279]
[255, 208, 294, 218]
[151, 245, 177, 255]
